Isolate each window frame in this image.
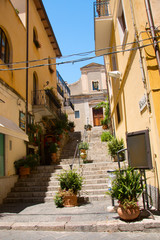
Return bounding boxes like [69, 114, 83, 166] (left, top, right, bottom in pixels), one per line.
[92, 81, 99, 91]
[0, 28, 10, 64]
[75, 110, 80, 119]
[116, 103, 121, 124]
[116, 0, 128, 48]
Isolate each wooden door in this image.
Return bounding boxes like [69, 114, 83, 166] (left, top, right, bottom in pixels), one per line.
[93, 107, 103, 126]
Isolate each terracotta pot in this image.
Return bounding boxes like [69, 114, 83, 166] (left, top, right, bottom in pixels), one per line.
[102, 125, 108, 130]
[117, 204, 140, 221]
[63, 194, 77, 207]
[51, 153, 57, 163]
[80, 149, 87, 159]
[19, 166, 30, 177]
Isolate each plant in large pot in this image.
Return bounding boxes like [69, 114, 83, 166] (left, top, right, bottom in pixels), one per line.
[49, 142, 58, 163]
[68, 121, 75, 132]
[107, 166, 144, 221]
[108, 137, 125, 162]
[84, 124, 92, 131]
[54, 169, 83, 207]
[78, 141, 89, 160]
[14, 154, 39, 177]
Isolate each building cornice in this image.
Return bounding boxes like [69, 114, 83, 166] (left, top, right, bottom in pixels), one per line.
[33, 0, 62, 57]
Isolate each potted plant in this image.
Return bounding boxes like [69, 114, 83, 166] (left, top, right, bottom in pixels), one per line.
[14, 154, 39, 177]
[68, 121, 75, 132]
[84, 124, 92, 131]
[108, 137, 125, 162]
[54, 169, 83, 207]
[78, 141, 89, 160]
[106, 166, 144, 221]
[49, 142, 58, 163]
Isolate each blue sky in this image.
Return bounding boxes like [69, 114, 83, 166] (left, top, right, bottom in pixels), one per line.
[42, 0, 104, 84]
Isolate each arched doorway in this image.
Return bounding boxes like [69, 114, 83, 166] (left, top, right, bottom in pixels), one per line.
[93, 107, 103, 126]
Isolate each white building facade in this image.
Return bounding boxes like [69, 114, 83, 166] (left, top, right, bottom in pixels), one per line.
[68, 63, 108, 133]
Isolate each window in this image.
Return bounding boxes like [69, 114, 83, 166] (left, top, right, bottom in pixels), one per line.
[19, 111, 25, 131]
[116, 103, 121, 124]
[33, 27, 41, 48]
[0, 28, 10, 64]
[117, 0, 128, 47]
[75, 111, 80, 118]
[92, 81, 99, 91]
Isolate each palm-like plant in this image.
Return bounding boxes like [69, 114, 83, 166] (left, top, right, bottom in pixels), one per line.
[107, 167, 144, 207]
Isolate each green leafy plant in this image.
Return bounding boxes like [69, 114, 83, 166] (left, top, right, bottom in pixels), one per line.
[14, 154, 39, 173]
[108, 137, 124, 160]
[49, 142, 58, 153]
[106, 166, 144, 208]
[95, 98, 110, 127]
[84, 124, 92, 131]
[57, 169, 83, 194]
[78, 142, 89, 150]
[54, 191, 64, 208]
[68, 121, 75, 131]
[101, 131, 113, 142]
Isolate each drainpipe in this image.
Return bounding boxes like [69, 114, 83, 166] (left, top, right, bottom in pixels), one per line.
[144, 0, 160, 75]
[26, 0, 29, 153]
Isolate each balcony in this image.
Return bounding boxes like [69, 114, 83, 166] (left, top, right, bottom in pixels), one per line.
[57, 71, 70, 98]
[94, 0, 113, 56]
[32, 89, 61, 119]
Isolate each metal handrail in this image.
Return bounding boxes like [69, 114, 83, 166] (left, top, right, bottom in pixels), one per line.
[69, 140, 80, 170]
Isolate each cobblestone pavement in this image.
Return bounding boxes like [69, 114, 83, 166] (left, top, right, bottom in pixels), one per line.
[0, 200, 160, 233]
[0, 230, 160, 240]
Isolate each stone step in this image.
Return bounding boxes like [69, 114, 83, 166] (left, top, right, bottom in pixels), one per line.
[80, 189, 107, 196]
[80, 194, 108, 202]
[12, 185, 60, 192]
[82, 183, 107, 190]
[4, 197, 45, 204]
[82, 169, 108, 175]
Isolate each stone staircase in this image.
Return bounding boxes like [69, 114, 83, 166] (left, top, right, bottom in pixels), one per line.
[3, 127, 119, 204]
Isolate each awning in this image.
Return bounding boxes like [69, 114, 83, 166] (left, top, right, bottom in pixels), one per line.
[0, 116, 29, 142]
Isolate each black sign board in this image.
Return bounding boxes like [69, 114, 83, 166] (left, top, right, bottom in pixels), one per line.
[126, 129, 152, 169]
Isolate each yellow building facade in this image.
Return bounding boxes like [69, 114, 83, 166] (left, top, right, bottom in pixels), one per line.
[0, 0, 62, 203]
[94, 0, 160, 209]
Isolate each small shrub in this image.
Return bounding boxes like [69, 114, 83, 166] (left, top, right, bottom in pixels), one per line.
[54, 191, 64, 208]
[57, 169, 83, 194]
[108, 137, 124, 159]
[78, 142, 89, 150]
[101, 131, 113, 142]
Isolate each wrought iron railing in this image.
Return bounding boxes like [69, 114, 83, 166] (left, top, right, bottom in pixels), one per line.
[57, 70, 71, 96]
[94, 0, 111, 18]
[57, 84, 64, 98]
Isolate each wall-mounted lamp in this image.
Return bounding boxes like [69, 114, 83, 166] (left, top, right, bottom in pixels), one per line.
[108, 71, 122, 79]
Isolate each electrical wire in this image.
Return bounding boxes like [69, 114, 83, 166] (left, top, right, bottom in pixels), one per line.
[0, 35, 157, 67]
[0, 40, 159, 72]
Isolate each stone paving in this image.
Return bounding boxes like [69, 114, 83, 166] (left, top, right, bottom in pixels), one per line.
[0, 200, 160, 232]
